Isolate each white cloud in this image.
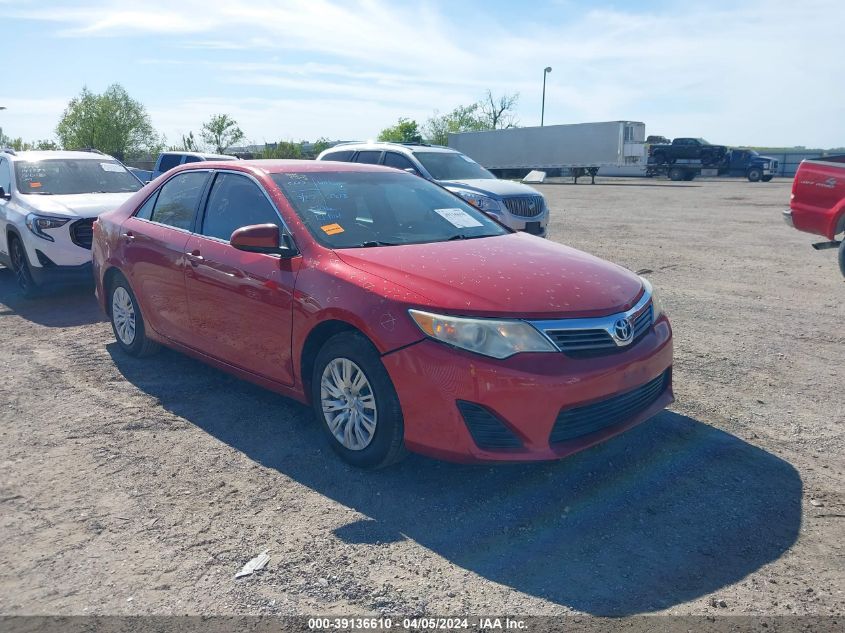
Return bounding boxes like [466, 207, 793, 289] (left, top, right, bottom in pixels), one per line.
[7, 0, 845, 147]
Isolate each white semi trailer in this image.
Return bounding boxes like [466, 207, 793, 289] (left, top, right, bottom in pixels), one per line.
[448, 121, 646, 184]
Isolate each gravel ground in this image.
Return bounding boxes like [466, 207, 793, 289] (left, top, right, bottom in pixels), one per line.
[0, 176, 842, 618]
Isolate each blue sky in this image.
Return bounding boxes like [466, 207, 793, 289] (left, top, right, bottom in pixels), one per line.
[1, 0, 842, 149]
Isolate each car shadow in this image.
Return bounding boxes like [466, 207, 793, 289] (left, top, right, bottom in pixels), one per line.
[0, 267, 105, 327]
[108, 344, 802, 616]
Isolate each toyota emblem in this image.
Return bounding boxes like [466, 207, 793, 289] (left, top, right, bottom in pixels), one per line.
[613, 317, 633, 343]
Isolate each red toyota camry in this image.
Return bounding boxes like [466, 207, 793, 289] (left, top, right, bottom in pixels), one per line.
[92, 160, 673, 468]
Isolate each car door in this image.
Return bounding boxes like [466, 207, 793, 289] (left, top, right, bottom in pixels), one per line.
[120, 170, 211, 343]
[0, 157, 11, 258]
[184, 171, 297, 386]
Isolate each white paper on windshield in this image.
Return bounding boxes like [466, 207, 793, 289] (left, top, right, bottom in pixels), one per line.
[100, 162, 124, 172]
[434, 208, 483, 228]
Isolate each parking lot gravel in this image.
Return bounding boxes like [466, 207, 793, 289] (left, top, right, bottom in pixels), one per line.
[0, 176, 842, 618]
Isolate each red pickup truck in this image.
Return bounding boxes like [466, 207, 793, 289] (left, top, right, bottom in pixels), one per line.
[783, 157, 845, 277]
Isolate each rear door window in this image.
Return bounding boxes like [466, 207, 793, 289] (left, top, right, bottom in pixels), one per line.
[148, 171, 209, 230]
[322, 150, 354, 162]
[355, 151, 383, 165]
[200, 173, 281, 242]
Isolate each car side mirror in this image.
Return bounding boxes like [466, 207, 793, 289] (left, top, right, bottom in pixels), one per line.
[230, 224, 298, 258]
[0, 186, 10, 200]
[403, 167, 421, 177]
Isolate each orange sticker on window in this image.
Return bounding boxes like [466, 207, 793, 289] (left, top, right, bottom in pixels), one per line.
[321, 223, 345, 235]
[30, 182, 42, 188]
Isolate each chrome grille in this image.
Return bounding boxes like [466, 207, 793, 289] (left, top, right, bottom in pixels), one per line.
[503, 195, 545, 218]
[534, 298, 655, 358]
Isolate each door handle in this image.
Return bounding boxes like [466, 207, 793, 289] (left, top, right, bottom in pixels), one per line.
[186, 249, 204, 266]
[122, 231, 135, 242]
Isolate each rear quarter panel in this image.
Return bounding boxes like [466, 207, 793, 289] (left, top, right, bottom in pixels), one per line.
[789, 160, 845, 239]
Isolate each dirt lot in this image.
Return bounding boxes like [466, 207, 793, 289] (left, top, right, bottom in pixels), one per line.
[0, 177, 842, 618]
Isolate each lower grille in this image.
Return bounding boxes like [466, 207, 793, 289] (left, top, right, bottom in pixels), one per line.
[70, 218, 95, 250]
[457, 401, 523, 449]
[549, 370, 669, 444]
[503, 195, 545, 218]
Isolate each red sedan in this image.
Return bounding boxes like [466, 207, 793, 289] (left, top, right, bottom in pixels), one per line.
[93, 160, 673, 468]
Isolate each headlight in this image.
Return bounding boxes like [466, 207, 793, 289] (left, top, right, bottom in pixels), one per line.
[640, 277, 665, 319]
[408, 309, 556, 359]
[450, 189, 503, 213]
[25, 213, 70, 242]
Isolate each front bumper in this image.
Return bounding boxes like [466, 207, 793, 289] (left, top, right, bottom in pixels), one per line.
[29, 251, 94, 286]
[782, 209, 794, 228]
[382, 317, 673, 463]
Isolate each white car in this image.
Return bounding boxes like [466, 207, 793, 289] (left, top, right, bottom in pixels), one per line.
[0, 149, 143, 296]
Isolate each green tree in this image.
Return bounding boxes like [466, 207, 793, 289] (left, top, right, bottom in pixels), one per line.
[201, 114, 245, 154]
[311, 137, 333, 156]
[424, 103, 485, 145]
[262, 141, 302, 159]
[55, 84, 163, 160]
[377, 118, 422, 143]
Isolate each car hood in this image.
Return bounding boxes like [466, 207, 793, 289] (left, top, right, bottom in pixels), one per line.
[335, 232, 644, 318]
[439, 178, 542, 198]
[18, 192, 135, 219]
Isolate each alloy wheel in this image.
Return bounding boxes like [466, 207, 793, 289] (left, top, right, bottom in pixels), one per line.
[320, 358, 378, 451]
[10, 240, 31, 293]
[111, 286, 136, 346]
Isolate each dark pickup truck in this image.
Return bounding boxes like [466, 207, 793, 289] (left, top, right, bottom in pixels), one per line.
[648, 138, 729, 166]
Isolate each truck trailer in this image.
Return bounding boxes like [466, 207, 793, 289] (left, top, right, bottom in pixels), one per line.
[448, 121, 646, 183]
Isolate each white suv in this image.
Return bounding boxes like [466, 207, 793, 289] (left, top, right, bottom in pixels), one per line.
[0, 149, 143, 296]
[317, 142, 549, 236]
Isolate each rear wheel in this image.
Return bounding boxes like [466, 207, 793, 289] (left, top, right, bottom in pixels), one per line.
[109, 275, 160, 357]
[9, 236, 38, 298]
[311, 332, 407, 469]
[747, 168, 762, 182]
[668, 166, 686, 181]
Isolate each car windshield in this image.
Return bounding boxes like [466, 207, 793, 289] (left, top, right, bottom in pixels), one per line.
[14, 159, 142, 195]
[272, 171, 508, 249]
[413, 151, 495, 181]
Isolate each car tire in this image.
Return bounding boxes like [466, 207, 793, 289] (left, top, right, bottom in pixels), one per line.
[668, 167, 686, 181]
[109, 274, 160, 357]
[839, 239, 845, 279]
[9, 235, 38, 298]
[761, 175, 774, 182]
[747, 168, 762, 182]
[311, 331, 407, 469]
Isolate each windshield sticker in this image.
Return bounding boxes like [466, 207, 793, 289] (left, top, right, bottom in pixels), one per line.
[100, 162, 125, 173]
[321, 223, 345, 236]
[30, 182, 42, 188]
[434, 208, 483, 229]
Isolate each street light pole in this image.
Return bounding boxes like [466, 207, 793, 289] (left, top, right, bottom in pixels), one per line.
[541, 67, 552, 127]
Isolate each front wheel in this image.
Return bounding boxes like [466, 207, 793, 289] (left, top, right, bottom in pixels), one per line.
[747, 168, 762, 182]
[9, 236, 38, 298]
[311, 332, 407, 469]
[109, 275, 160, 357]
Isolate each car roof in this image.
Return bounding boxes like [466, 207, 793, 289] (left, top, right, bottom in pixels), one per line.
[323, 142, 456, 155]
[3, 150, 119, 162]
[160, 151, 237, 160]
[172, 158, 409, 176]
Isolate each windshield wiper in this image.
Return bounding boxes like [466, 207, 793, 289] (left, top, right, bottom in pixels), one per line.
[447, 234, 489, 241]
[360, 240, 398, 247]
[22, 191, 54, 195]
